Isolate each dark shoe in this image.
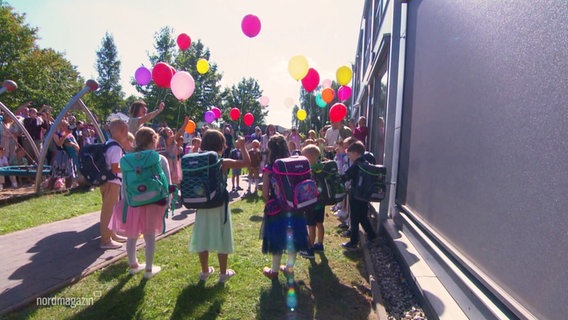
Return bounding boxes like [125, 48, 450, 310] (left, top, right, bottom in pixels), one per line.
[341, 230, 352, 237]
[337, 223, 349, 229]
[299, 248, 315, 259]
[313, 243, 324, 252]
[341, 241, 358, 250]
[237, 186, 243, 190]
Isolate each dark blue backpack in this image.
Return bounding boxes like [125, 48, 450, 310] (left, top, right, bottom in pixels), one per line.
[78, 141, 122, 186]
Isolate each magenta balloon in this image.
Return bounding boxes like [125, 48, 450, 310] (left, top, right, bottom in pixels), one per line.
[241, 14, 261, 38]
[301, 68, 320, 92]
[337, 86, 352, 101]
[211, 107, 222, 119]
[135, 66, 152, 86]
[204, 111, 216, 124]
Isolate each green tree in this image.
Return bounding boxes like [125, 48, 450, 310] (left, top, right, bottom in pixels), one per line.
[222, 77, 267, 135]
[0, 2, 83, 113]
[295, 81, 350, 134]
[92, 32, 124, 120]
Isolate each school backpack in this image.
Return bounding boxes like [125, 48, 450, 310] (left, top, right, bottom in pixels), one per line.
[78, 141, 121, 186]
[180, 151, 228, 210]
[352, 162, 387, 202]
[270, 155, 318, 210]
[311, 160, 345, 205]
[120, 150, 170, 208]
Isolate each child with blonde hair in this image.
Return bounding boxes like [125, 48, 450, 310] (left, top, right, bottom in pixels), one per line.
[109, 127, 172, 279]
[300, 144, 326, 257]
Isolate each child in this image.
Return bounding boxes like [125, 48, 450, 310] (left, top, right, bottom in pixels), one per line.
[333, 140, 349, 222]
[9, 147, 28, 187]
[109, 127, 171, 279]
[287, 140, 301, 156]
[247, 139, 262, 193]
[0, 147, 8, 190]
[341, 141, 377, 249]
[158, 118, 187, 186]
[300, 144, 326, 258]
[261, 134, 310, 279]
[189, 130, 250, 284]
[229, 147, 243, 191]
[99, 119, 130, 249]
[189, 137, 201, 153]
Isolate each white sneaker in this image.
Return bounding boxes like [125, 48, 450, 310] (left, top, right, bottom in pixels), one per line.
[218, 269, 236, 284]
[199, 266, 215, 281]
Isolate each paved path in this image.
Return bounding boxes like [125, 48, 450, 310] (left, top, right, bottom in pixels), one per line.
[0, 189, 246, 316]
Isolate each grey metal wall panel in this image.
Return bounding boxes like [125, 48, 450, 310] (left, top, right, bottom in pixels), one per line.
[400, 0, 568, 318]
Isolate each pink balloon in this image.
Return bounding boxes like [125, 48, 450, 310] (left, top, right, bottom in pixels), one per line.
[322, 79, 332, 88]
[204, 111, 216, 124]
[170, 71, 195, 101]
[259, 96, 270, 107]
[301, 68, 320, 92]
[135, 66, 151, 86]
[337, 86, 352, 101]
[241, 14, 261, 38]
[211, 107, 221, 119]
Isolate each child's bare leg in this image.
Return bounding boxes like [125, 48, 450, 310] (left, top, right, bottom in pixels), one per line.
[126, 238, 138, 267]
[199, 251, 209, 273]
[218, 253, 228, 274]
[316, 223, 324, 244]
[308, 225, 316, 247]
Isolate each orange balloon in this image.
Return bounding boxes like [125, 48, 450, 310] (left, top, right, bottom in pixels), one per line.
[321, 87, 335, 103]
[185, 120, 196, 134]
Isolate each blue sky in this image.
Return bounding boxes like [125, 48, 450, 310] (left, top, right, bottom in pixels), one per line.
[9, 0, 364, 128]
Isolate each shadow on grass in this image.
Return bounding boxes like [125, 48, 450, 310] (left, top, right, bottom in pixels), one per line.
[256, 277, 314, 320]
[249, 215, 263, 222]
[171, 282, 226, 319]
[242, 192, 263, 203]
[67, 263, 146, 319]
[306, 253, 372, 319]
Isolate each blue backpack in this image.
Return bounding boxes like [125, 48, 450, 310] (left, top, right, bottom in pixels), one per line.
[78, 141, 122, 186]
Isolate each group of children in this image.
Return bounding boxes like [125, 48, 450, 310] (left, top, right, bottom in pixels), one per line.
[96, 100, 376, 284]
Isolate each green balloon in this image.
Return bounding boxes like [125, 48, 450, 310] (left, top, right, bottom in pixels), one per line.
[316, 94, 327, 108]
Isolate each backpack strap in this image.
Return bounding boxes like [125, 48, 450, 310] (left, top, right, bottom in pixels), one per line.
[104, 141, 124, 182]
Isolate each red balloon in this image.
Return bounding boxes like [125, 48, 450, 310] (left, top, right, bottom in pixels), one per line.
[329, 103, 347, 123]
[301, 68, 320, 92]
[230, 107, 241, 121]
[243, 113, 254, 126]
[152, 62, 174, 88]
[177, 33, 191, 51]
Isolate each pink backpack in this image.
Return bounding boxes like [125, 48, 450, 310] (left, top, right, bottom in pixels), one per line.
[269, 155, 318, 211]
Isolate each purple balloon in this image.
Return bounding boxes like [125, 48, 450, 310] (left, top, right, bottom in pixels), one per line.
[204, 110, 216, 124]
[135, 66, 152, 86]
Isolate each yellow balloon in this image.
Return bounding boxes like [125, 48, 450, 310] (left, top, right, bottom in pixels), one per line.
[336, 65, 353, 86]
[288, 55, 309, 81]
[297, 109, 307, 121]
[196, 59, 210, 74]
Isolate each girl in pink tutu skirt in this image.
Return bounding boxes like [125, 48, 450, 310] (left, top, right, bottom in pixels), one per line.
[109, 127, 171, 279]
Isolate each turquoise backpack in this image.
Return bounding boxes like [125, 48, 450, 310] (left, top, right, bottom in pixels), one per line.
[120, 150, 175, 231]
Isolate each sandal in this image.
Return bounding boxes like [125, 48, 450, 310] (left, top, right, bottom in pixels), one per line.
[262, 267, 278, 280]
[218, 269, 236, 283]
[279, 265, 294, 276]
[199, 266, 215, 281]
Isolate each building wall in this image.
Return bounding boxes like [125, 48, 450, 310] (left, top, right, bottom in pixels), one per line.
[355, 0, 568, 318]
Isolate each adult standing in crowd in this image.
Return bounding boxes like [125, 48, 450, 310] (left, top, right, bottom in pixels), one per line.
[23, 105, 51, 163]
[260, 124, 276, 168]
[353, 116, 369, 147]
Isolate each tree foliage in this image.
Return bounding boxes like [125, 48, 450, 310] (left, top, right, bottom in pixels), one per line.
[222, 77, 267, 135]
[0, 2, 83, 113]
[91, 32, 124, 120]
[293, 81, 349, 134]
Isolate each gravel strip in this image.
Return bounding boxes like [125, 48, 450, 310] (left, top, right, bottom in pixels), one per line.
[368, 235, 427, 320]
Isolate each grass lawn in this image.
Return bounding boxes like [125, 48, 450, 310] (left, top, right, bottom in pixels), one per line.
[6, 193, 375, 319]
[0, 188, 102, 235]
